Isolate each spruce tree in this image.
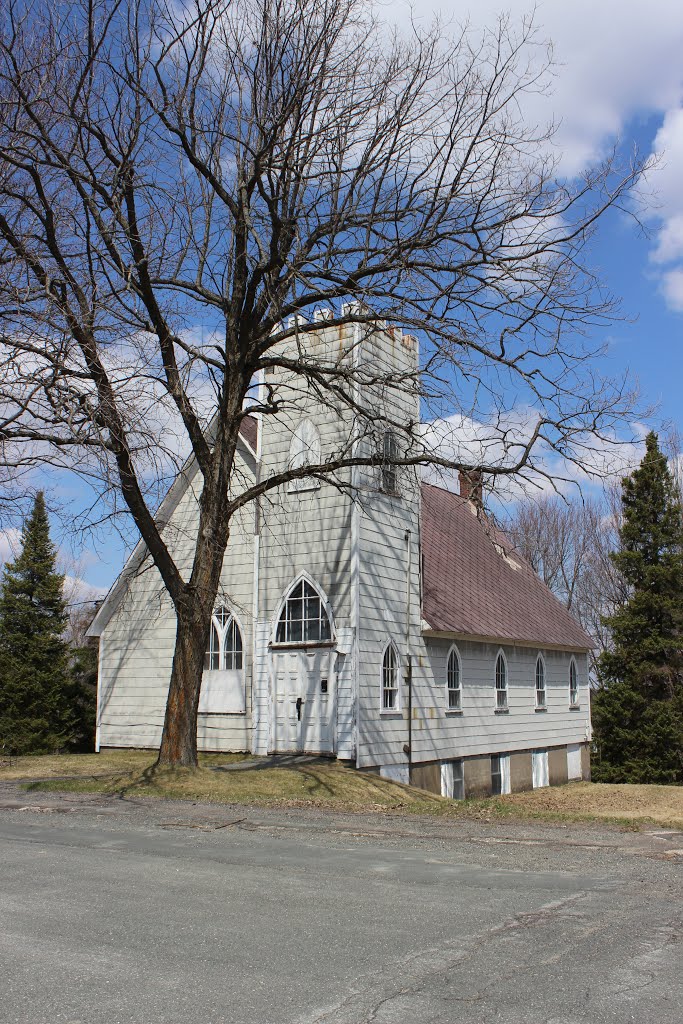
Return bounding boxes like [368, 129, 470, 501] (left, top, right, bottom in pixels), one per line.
[593, 432, 683, 783]
[0, 493, 78, 753]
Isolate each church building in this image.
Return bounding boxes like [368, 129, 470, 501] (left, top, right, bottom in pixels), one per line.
[88, 314, 593, 798]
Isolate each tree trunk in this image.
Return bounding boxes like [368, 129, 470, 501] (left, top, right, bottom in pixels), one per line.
[156, 601, 212, 768]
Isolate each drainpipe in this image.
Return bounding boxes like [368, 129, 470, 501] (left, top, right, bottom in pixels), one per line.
[251, 405, 262, 755]
[404, 530, 412, 781]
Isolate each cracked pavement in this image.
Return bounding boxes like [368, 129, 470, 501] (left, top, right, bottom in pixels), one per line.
[0, 782, 681, 1023]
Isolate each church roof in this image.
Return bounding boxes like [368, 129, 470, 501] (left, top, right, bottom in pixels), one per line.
[240, 414, 258, 451]
[421, 482, 594, 650]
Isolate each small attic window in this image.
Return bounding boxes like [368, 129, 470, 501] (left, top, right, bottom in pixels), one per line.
[381, 431, 399, 494]
[288, 419, 321, 492]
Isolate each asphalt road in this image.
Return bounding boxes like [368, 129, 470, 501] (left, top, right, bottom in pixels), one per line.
[0, 786, 681, 1024]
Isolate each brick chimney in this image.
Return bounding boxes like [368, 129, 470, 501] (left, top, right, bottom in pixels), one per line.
[459, 468, 483, 505]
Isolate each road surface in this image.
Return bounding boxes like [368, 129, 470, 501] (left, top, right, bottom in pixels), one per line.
[0, 784, 681, 1023]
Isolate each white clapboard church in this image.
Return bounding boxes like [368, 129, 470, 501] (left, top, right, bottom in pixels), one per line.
[88, 314, 593, 798]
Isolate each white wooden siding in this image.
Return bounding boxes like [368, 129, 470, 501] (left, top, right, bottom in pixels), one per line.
[97, 317, 593, 768]
[401, 640, 591, 764]
[98, 460, 256, 754]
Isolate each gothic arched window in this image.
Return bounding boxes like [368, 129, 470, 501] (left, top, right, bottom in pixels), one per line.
[276, 579, 332, 643]
[204, 606, 243, 671]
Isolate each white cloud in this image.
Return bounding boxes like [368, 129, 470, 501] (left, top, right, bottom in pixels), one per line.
[420, 407, 648, 502]
[0, 528, 21, 567]
[388, 1, 683, 173]
[62, 574, 106, 607]
[641, 108, 683, 309]
[0, 527, 105, 607]
[388, 1, 683, 311]
[660, 268, 683, 313]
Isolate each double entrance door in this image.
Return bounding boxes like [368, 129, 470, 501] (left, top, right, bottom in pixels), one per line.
[272, 648, 335, 754]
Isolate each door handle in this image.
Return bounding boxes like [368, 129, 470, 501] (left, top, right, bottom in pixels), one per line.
[295, 696, 304, 720]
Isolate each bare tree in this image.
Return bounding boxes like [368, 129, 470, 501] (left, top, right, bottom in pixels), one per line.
[0, 0, 645, 765]
[501, 487, 628, 670]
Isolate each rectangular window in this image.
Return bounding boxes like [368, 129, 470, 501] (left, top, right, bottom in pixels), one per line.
[491, 754, 501, 795]
[453, 759, 465, 800]
[532, 750, 549, 788]
[381, 432, 399, 494]
[440, 760, 464, 800]
[491, 754, 510, 795]
[567, 743, 582, 780]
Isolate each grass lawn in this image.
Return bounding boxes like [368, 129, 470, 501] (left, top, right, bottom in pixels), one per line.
[1, 750, 682, 828]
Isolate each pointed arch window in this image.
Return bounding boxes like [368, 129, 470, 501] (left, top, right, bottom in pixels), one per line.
[276, 579, 332, 644]
[204, 606, 243, 671]
[381, 431, 400, 494]
[495, 651, 508, 710]
[569, 658, 580, 707]
[447, 646, 462, 710]
[289, 418, 321, 491]
[535, 654, 546, 708]
[381, 642, 400, 711]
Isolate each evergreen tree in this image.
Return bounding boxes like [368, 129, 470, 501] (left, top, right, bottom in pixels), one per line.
[0, 493, 82, 753]
[593, 432, 683, 783]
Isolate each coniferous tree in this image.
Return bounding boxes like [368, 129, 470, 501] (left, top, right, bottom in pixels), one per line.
[593, 432, 683, 783]
[0, 493, 85, 753]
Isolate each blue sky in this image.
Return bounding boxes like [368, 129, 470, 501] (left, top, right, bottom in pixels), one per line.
[588, 117, 683, 432]
[424, 2, 683, 436]
[4, 0, 683, 601]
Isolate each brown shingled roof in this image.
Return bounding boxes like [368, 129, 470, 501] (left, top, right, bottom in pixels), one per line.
[239, 414, 258, 451]
[421, 482, 593, 650]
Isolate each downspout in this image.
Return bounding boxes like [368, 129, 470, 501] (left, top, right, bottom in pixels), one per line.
[351, 320, 362, 767]
[95, 636, 103, 753]
[251, 381, 263, 755]
[404, 529, 412, 780]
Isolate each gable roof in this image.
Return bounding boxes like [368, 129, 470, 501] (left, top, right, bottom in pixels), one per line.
[240, 413, 258, 452]
[421, 482, 593, 650]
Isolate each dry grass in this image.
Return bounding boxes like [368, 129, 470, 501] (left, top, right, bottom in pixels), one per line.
[0, 749, 245, 781]
[498, 781, 683, 829]
[10, 752, 444, 812]
[2, 752, 682, 828]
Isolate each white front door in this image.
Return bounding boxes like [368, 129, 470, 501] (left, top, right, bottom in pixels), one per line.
[272, 648, 335, 754]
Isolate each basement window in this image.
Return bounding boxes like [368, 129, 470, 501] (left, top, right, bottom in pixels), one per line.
[491, 754, 511, 795]
[532, 750, 549, 788]
[440, 759, 465, 800]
